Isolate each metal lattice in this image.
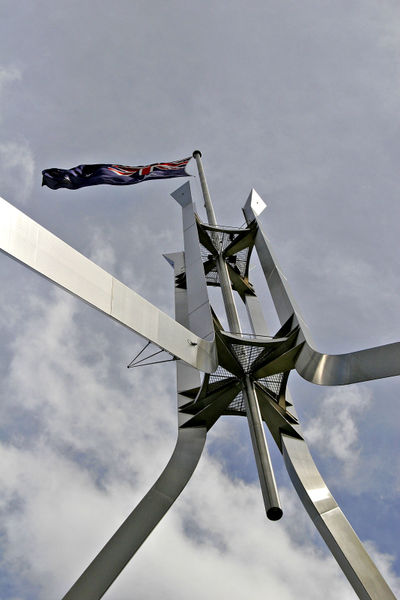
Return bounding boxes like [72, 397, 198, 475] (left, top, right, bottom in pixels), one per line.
[257, 374, 284, 400]
[225, 391, 245, 413]
[208, 365, 235, 384]
[199, 228, 251, 285]
[230, 344, 266, 373]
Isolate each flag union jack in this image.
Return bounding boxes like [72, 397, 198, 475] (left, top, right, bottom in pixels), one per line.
[42, 157, 191, 190]
[108, 158, 191, 178]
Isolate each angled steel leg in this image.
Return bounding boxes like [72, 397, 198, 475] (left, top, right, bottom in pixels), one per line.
[63, 252, 207, 600]
[62, 427, 206, 600]
[245, 293, 396, 599]
[283, 433, 396, 600]
[243, 189, 400, 386]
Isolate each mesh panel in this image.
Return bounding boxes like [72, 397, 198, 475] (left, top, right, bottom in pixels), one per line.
[225, 248, 250, 279]
[224, 372, 285, 414]
[199, 229, 251, 284]
[208, 367, 244, 415]
[226, 391, 245, 413]
[200, 244, 219, 285]
[209, 365, 234, 384]
[257, 373, 284, 400]
[230, 344, 265, 373]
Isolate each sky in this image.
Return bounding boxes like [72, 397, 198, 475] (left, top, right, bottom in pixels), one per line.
[0, 1, 399, 598]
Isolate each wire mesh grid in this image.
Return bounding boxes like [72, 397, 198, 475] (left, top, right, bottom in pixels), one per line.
[230, 344, 266, 373]
[257, 373, 284, 399]
[225, 248, 250, 279]
[199, 231, 250, 284]
[226, 391, 245, 413]
[209, 365, 235, 384]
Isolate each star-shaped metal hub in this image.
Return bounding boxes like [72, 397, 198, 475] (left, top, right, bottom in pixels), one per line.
[176, 217, 304, 451]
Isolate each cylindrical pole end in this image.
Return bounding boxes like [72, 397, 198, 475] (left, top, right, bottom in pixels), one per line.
[192, 150, 202, 158]
[267, 506, 283, 521]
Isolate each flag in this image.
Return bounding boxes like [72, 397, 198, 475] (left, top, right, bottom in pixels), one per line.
[42, 157, 191, 190]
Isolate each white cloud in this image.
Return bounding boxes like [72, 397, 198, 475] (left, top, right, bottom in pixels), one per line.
[87, 227, 117, 273]
[0, 140, 35, 205]
[302, 386, 372, 480]
[0, 66, 20, 95]
[0, 276, 388, 600]
[0, 66, 34, 205]
[0, 2, 399, 597]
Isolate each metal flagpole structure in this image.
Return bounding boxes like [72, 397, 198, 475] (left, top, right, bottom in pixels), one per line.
[192, 150, 282, 520]
[0, 151, 399, 599]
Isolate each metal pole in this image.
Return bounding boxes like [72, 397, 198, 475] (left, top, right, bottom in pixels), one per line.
[243, 375, 282, 520]
[192, 150, 217, 226]
[192, 151, 282, 520]
[193, 150, 241, 334]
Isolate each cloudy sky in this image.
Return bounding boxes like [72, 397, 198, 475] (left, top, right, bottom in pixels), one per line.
[0, 1, 399, 598]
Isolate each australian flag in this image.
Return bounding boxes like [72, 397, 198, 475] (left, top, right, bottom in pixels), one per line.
[42, 157, 191, 190]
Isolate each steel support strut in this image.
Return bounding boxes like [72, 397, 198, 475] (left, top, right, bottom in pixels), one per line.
[243, 197, 396, 600]
[62, 428, 206, 600]
[63, 245, 208, 599]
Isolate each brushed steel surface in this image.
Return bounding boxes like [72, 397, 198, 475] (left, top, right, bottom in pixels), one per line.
[243, 375, 282, 520]
[192, 153, 241, 333]
[171, 182, 214, 341]
[0, 196, 217, 373]
[62, 252, 207, 600]
[243, 240, 396, 598]
[193, 150, 218, 226]
[243, 189, 400, 386]
[244, 294, 270, 337]
[283, 434, 396, 599]
[63, 426, 207, 600]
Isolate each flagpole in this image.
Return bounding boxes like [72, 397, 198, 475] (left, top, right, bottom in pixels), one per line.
[193, 150, 241, 334]
[192, 150, 282, 520]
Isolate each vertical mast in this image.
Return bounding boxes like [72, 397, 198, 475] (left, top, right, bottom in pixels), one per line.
[192, 150, 282, 520]
[193, 150, 241, 334]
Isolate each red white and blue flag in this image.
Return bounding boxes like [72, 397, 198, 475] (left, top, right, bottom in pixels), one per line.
[42, 157, 191, 190]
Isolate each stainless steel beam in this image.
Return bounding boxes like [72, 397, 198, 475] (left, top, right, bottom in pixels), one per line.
[171, 182, 214, 341]
[245, 294, 270, 337]
[63, 426, 207, 600]
[0, 196, 217, 373]
[62, 252, 207, 600]
[244, 245, 396, 599]
[283, 432, 396, 600]
[243, 189, 400, 386]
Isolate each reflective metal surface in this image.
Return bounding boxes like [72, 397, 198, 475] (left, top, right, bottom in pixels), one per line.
[63, 252, 207, 600]
[63, 428, 207, 600]
[193, 151, 242, 333]
[283, 432, 396, 599]
[243, 189, 400, 386]
[171, 182, 214, 341]
[0, 196, 217, 373]
[243, 237, 396, 599]
[243, 375, 282, 520]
